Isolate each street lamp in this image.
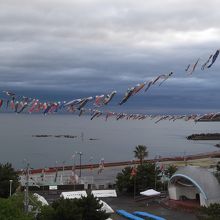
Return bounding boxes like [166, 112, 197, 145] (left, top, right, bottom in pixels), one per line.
[9, 180, 13, 197]
[130, 158, 136, 200]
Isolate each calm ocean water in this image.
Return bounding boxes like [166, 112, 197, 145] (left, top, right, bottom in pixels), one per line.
[0, 113, 220, 169]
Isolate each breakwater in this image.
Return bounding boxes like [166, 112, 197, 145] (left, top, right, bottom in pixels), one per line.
[187, 133, 220, 140]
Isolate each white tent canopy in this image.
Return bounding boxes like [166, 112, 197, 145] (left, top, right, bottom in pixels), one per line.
[33, 193, 49, 206]
[60, 190, 117, 199]
[140, 189, 161, 196]
[99, 200, 114, 214]
[92, 190, 117, 198]
[60, 191, 87, 199]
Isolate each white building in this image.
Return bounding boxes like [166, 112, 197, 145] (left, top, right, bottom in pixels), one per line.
[168, 166, 220, 207]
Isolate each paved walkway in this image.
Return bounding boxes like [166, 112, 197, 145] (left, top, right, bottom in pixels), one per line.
[103, 196, 198, 220]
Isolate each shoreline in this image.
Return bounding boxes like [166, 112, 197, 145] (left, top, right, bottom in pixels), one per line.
[22, 150, 220, 175]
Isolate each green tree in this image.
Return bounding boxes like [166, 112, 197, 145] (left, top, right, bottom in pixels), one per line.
[135, 163, 158, 192]
[38, 193, 110, 220]
[216, 161, 220, 172]
[0, 163, 19, 198]
[134, 145, 148, 165]
[199, 203, 220, 220]
[0, 193, 34, 220]
[77, 193, 110, 220]
[116, 163, 159, 194]
[39, 198, 81, 220]
[215, 162, 220, 183]
[165, 164, 177, 178]
[116, 166, 134, 193]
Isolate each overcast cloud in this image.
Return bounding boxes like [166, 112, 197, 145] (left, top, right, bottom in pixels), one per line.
[0, 0, 220, 112]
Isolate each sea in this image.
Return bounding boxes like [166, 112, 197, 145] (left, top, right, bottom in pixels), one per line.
[0, 113, 220, 169]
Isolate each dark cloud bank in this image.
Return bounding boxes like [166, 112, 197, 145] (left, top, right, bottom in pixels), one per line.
[0, 0, 220, 113]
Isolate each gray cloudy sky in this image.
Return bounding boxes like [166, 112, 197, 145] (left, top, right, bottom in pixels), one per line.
[0, 0, 220, 112]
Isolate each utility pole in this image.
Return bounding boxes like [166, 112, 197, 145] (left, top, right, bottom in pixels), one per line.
[61, 161, 65, 185]
[24, 162, 30, 213]
[79, 153, 82, 178]
[54, 161, 58, 183]
[131, 159, 136, 200]
[89, 156, 94, 187]
[154, 155, 158, 190]
[72, 154, 76, 189]
[133, 176, 136, 200]
[78, 152, 83, 178]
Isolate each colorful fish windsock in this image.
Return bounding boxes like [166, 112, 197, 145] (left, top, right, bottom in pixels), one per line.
[207, 50, 219, 68]
[201, 54, 212, 70]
